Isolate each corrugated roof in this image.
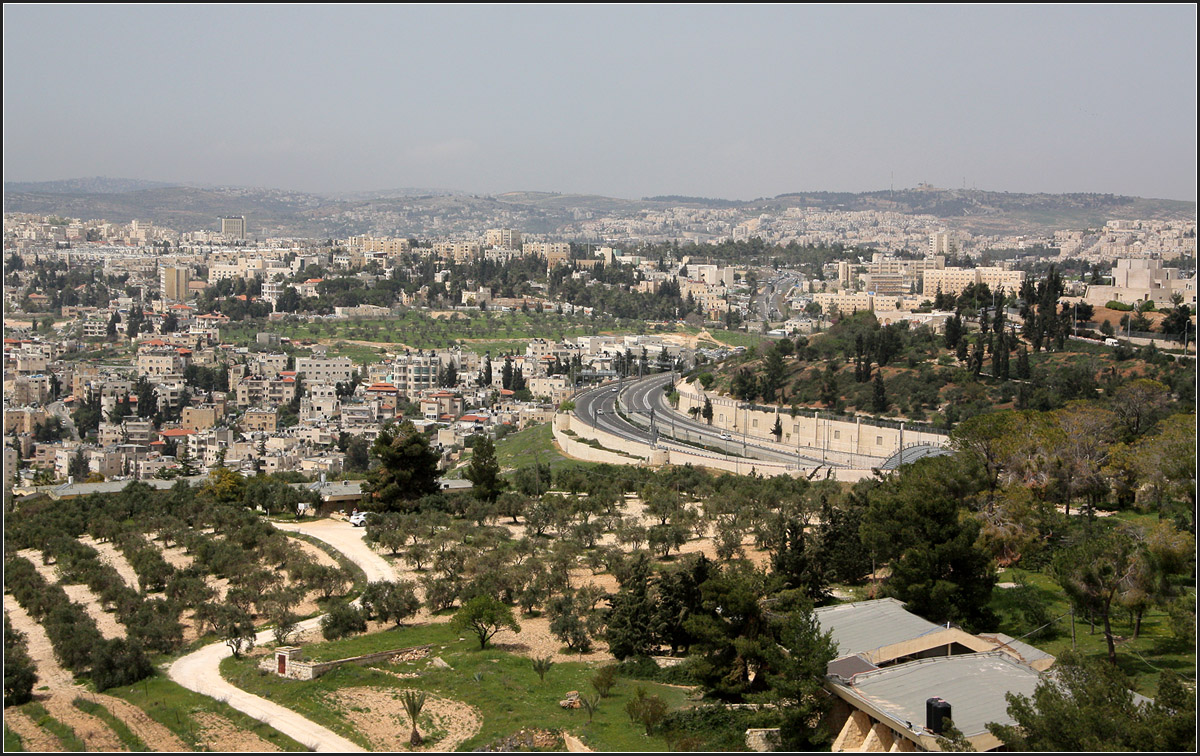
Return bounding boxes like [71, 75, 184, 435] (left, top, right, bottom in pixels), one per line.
[815, 598, 944, 658]
[840, 652, 1042, 737]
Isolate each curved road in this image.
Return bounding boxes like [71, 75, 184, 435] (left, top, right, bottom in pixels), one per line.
[573, 375, 821, 467]
[168, 519, 398, 753]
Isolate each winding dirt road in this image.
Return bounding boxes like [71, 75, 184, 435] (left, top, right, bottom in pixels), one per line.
[168, 518, 399, 753]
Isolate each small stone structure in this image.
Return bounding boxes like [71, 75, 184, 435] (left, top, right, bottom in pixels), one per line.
[267, 644, 431, 680]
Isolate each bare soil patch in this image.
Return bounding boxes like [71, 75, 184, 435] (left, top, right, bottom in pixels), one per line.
[191, 711, 282, 752]
[4, 604, 74, 690]
[4, 709, 63, 752]
[491, 614, 613, 664]
[92, 693, 189, 752]
[60, 583, 127, 640]
[78, 535, 141, 590]
[15, 548, 60, 583]
[147, 533, 196, 570]
[325, 687, 481, 752]
[44, 696, 126, 752]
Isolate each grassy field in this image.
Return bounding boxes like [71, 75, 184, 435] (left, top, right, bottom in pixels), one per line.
[491, 422, 606, 475]
[220, 621, 695, 752]
[219, 312, 651, 351]
[106, 675, 308, 751]
[988, 564, 1195, 696]
[706, 329, 767, 349]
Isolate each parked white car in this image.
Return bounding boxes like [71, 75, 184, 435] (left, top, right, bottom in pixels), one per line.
[349, 511, 367, 527]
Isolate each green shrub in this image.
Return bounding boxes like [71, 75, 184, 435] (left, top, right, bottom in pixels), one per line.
[91, 639, 153, 691]
[321, 603, 367, 641]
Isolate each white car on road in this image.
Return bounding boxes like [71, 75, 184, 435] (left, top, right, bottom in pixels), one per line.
[349, 511, 367, 527]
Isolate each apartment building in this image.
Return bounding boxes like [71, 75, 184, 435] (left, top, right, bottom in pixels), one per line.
[137, 347, 190, 377]
[241, 408, 278, 433]
[522, 241, 570, 260]
[815, 291, 875, 314]
[300, 384, 340, 422]
[432, 241, 481, 264]
[389, 351, 441, 400]
[294, 356, 356, 385]
[485, 229, 522, 249]
[182, 405, 220, 431]
[160, 266, 191, 302]
[220, 216, 247, 240]
[234, 375, 297, 409]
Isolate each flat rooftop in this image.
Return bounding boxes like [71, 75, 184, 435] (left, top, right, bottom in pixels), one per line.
[815, 598, 945, 658]
[839, 652, 1042, 738]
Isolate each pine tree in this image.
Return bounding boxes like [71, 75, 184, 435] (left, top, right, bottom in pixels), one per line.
[1016, 347, 1030, 380]
[872, 370, 888, 413]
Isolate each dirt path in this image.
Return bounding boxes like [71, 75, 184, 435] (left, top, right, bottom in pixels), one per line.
[288, 535, 340, 568]
[15, 548, 60, 583]
[78, 535, 141, 590]
[4, 709, 63, 752]
[5, 603, 74, 690]
[169, 615, 366, 753]
[3, 603, 127, 752]
[273, 519, 398, 583]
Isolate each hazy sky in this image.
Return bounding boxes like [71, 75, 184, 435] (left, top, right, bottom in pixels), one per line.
[4, 5, 1196, 200]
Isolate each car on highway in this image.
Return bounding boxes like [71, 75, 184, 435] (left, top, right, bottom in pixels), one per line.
[610, 388, 619, 393]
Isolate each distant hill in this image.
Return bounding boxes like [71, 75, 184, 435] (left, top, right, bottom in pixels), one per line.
[3, 177, 178, 194]
[3, 180, 1193, 238]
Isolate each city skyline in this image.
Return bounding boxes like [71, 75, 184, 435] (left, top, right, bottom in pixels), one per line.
[3, 5, 1197, 201]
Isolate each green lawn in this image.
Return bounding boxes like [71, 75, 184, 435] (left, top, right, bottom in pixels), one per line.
[106, 674, 308, 751]
[706, 329, 766, 349]
[492, 422, 605, 474]
[989, 566, 1195, 695]
[220, 621, 695, 751]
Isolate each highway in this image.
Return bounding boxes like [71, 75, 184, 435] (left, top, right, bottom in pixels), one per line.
[573, 374, 824, 468]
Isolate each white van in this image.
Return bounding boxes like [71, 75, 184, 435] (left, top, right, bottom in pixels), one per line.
[1105, 338, 1120, 347]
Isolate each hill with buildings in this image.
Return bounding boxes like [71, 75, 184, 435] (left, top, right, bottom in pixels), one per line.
[4, 180, 1194, 240]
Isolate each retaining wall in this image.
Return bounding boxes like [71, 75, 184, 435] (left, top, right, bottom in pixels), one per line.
[674, 380, 948, 465]
[267, 644, 431, 681]
[560, 409, 876, 481]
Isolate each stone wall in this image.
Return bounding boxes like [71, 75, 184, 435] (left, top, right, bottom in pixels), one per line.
[268, 644, 431, 680]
